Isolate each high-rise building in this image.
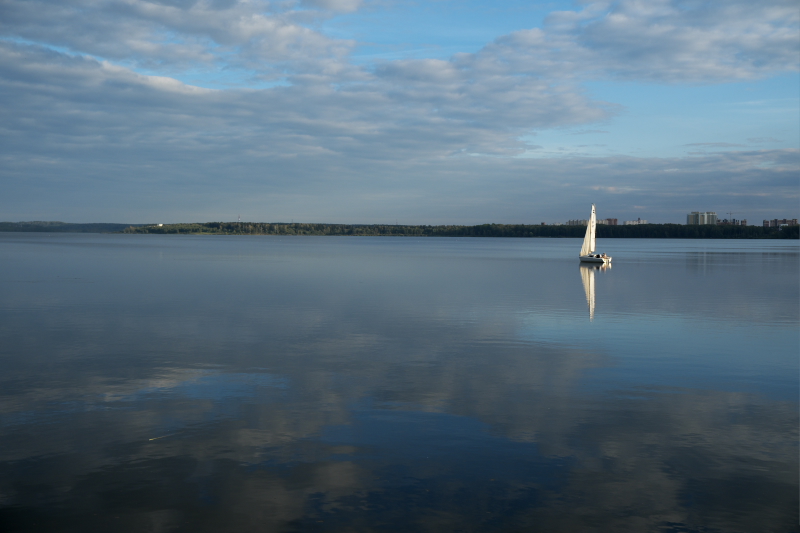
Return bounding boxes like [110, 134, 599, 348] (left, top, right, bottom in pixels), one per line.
[687, 212, 717, 225]
[763, 219, 798, 227]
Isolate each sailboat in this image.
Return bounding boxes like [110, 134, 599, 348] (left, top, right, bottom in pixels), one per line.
[579, 204, 612, 263]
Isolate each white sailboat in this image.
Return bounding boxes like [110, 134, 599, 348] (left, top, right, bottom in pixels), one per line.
[579, 204, 611, 263]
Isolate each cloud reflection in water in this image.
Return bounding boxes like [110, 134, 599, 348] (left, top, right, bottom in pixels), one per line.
[0, 234, 796, 532]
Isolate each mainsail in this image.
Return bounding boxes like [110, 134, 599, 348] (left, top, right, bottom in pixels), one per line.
[580, 204, 597, 256]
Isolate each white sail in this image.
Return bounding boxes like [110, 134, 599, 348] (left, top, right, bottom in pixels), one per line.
[579, 204, 596, 256]
[580, 265, 595, 321]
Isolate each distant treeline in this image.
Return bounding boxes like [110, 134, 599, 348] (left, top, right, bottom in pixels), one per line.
[2, 220, 796, 238]
[122, 222, 800, 239]
[0, 221, 143, 233]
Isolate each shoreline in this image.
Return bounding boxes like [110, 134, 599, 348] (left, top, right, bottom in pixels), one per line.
[2, 221, 797, 239]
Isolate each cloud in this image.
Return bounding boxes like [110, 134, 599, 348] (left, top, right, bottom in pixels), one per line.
[2, 0, 796, 85]
[591, 185, 639, 193]
[0, 41, 614, 164]
[467, 0, 798, 84]
[570, 130, 610, 135]
[0, 0, 356, 79]
[1, 41, 795, 224]
[0, 0, 796, 223]
[748, 137, 782, 143]
[301, 0, 362, 12]
[684, 142, 747, 148]
[571, 0, 799, 82]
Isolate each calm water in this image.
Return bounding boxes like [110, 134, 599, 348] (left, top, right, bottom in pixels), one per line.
[0, 234, 797, 532]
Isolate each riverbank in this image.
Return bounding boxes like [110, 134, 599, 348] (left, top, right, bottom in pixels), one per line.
[121, 222, 798, 239]
[2, 221, 796, 238]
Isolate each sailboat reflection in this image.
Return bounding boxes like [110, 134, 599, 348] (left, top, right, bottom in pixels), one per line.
[579, 263, 611, 320]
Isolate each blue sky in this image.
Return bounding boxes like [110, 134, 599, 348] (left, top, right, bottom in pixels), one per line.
[0, 0, 797, 224]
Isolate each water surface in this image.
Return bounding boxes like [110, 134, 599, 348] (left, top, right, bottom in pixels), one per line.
[0, 235, 797, 532]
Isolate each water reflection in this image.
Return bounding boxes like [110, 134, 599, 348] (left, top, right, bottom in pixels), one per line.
[0, 235, 796, 532]
[579, 263, 610, 320]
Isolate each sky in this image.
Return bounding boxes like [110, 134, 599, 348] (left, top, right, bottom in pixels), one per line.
[0, 0, 797, 224]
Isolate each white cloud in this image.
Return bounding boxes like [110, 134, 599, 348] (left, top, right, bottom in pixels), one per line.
[684, 142, 747, 148]
[0, 0, 355, 78]
[0, 0, 796, 222]
[2, 0, 795, 84]
[468, 0, 798, 83]
[1, 42, 796, 222]
[301, 0, 362, 13]
[747, 137, 782, 143]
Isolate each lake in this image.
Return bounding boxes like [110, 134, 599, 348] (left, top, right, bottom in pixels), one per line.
[0, 234, 797, 532]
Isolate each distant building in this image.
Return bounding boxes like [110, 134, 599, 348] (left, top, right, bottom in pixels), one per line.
[687, 212, 717, 225]
[567, 219, 588, 226]
[597, 218, 618, 226]
[763, 219, 798, 227]
[623, 218, 647, 225]
[717, 219, 747, 226]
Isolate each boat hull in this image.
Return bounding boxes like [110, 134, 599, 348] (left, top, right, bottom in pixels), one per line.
[579, 254, 611, 263]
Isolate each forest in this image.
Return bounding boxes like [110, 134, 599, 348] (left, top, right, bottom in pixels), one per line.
[121, 222, 799, 239]
[0, 221, 140, 233]
[2, 220, 796, 238]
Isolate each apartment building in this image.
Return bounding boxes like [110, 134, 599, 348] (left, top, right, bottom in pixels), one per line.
[687, 212, 717, 225]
